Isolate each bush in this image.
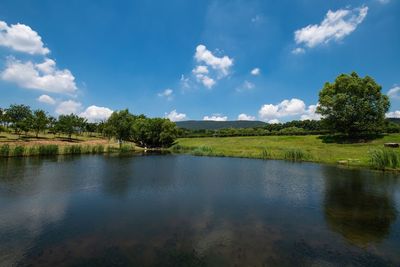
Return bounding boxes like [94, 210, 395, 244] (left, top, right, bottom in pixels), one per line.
[13, 146, 25, 156]
[284, 149, 308, 161]
[0, 144, 10, 157]
[370, 149, 400, 170]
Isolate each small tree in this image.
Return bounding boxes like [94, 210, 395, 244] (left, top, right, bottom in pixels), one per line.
[56, 114, 82, 140]
[31, 109, 49, 138]
[6, 104, 32, 135]
[317, 72, 390, 136]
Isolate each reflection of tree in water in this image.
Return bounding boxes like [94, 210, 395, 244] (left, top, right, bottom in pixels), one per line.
[323, 167, 397, 247]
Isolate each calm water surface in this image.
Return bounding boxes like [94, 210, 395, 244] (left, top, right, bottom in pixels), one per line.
[0, 155, 399, 266]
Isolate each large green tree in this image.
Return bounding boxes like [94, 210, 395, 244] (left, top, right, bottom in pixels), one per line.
[6, 104, 32, 135]
[316, 72, 390, 136]
[132, 117, 177, 148]
[56, 114, 85, 139]
[104, 109, 137, 146]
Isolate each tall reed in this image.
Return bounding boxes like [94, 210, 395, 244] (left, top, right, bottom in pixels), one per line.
[0, 144, 10, 157]
[284, 148, 308, 161]
[370, 149, 400, 170]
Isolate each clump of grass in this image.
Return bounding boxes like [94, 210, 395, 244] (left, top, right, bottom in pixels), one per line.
[0, 144, 10, 157]
[38, 145, 59, 156]
[28, 146, 39, 156]
[284, 148, 308, 161]
[13, 146, 25, 157]
[370, 149, 400, 170]
[64, 145, 82, 154]
[119, 144, 134, 153]
[260, 148, 271, 159]
[91, 145, 104, 154]
[192, 146, 214, 156]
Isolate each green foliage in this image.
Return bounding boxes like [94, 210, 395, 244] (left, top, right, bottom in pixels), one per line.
[5, 104, 32, 135]
[38, 145, 59, 155]
[132, 117, 178, 148]
[284, 149, 308, 161]
[278, 126, 305, 135]
[0, 144, 10, 157]
[317, 72, 390, 136]
[103, 109, 137, 144]
[13, 146, 25, 156]
[56, 114, 86, 139]
[91, 145, 105, 154]
[31, 109, 49, 137]
[370, 149, 400, 170]
[260, 148, 271, 159]
[64, 145, 82, 154]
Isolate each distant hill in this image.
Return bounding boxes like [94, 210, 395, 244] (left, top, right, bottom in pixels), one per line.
[388, 118, 400, 124]
[176, 120, 266, 130]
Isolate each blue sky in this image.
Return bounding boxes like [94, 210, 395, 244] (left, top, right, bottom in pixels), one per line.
[0, 0, 399, 122]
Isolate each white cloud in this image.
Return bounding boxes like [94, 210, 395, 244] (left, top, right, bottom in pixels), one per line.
[258, 98, 306, 121]
[180, 74, 191, 90]
[238, 113, 256, 121]
[194, 44, 233, 77]
[294, 6, 368, 49]
[37, 94, 56, 105]
[1, 57, 77, 94]
[386, 111, 400, 118]
[0, 20, 50, 55]
[291, 47, 305, 55]
[79, 105, 113, 122]
[377, 0, 390, 4]
[195, 74, 216, 89]
[251, 68, 260, 76]
[55, 100, 82, 115]
[387, 86, 400, 99]
[165, 110, 187, 122]
[158, 88, 173, 100]
[192, 65, 209, 75]
[236, 80, 255, 92]
[268, 119, 280, 124]
[203, 115, 228, 121]
[300, 104, 322, 121]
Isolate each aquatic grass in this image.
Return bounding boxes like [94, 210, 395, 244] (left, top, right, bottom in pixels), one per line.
[38, 145, 59, 156]
[13, 146, 25, 157]
[192, 146, 214, 156]
[369, 149, 400, 170]
[260, 148, 272, 159]
[91, 145, 104, 154]
[0, 144, 10, 157]
[63, 145, 82, 154]
[119, 144, 134, 153]
[284, 148, 309, 161]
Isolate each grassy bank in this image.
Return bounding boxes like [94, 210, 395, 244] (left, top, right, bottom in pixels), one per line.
[173, 134, 400, 171]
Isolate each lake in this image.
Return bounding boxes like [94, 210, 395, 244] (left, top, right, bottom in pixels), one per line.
[0, 154, 399, 266]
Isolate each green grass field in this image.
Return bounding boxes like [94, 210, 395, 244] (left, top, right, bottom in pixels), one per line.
[175, 134, 400, 169]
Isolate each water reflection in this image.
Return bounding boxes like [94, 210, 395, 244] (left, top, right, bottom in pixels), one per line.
[323, 167, 397, 247]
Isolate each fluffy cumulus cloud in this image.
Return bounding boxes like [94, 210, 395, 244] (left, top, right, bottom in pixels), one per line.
[387, 86, 400, 99]
[294, 6, 368, 51]
[203, 115, 228, 121]
[195, 45, 233, 77]
[236, 80, 255, 92]
[37, 94, 56, 105]
[1, 57, 77, 94]
[0, 20, 50, 55]
[237, 113, 256, 121]
[386, 111, 400, 118]
[165, 110, 187, 122]
[258, 98, 306, 121]
[55, 100, 82, 115]
[251, 68, 260, 76]
[192, 65, 215, 89]
[79, 105, 113, 122]
[300, 104, 322, 121]
[158, 88, 173, 100]
[258, 99, 321, 122]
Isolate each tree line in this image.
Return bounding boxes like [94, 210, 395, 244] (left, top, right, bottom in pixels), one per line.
[0, 105, 178, 148]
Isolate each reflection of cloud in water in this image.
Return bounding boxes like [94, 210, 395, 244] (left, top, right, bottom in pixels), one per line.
[0, 159, 68, 266]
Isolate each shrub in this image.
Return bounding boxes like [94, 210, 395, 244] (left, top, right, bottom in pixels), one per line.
[0, 144, 10, 157]
[370, 149, 400, 170]
[284, 149, 308, 161]
[13, 146, 25, 157]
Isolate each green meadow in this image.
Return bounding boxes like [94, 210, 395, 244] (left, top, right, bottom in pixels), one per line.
[174, 134, 400, 170]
